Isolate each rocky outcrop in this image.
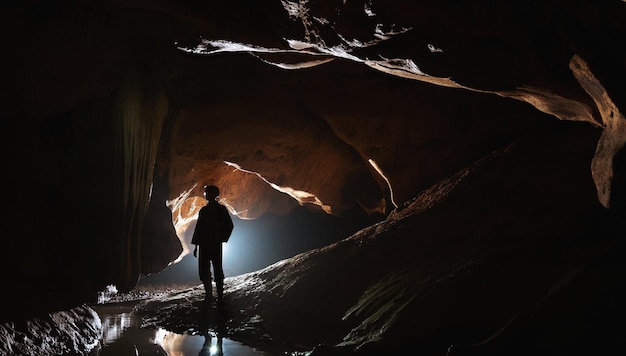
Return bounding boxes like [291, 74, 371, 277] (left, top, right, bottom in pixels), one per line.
[0, 305, 101, 355]
[1, 0, 624, 329]
[136, 122, 624, 355]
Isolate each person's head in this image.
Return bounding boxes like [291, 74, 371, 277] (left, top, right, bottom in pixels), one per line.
[204, 185, 220, 201]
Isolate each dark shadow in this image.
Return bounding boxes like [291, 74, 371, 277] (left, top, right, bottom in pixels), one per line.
[197, 299, 227, 356]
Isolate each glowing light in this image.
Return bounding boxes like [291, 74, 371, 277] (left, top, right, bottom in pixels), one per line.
[153, 328, 167, 346]
[368, 159, 398, 209]
[224, 161, 332, 214]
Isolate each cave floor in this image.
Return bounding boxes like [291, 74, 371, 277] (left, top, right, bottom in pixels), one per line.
[92, 285, 282, 355]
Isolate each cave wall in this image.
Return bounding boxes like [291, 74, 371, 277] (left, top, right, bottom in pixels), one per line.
[1, 0, 624, 319]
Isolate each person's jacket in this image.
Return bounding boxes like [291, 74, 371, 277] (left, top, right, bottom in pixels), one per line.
[191, 202, 234, 245]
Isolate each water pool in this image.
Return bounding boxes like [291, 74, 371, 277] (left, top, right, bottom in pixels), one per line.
[89, 303, 276, 356]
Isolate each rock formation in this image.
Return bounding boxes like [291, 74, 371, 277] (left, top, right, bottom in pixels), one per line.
[1, 0, 624, 352]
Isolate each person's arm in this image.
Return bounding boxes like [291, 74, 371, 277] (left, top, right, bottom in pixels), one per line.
[192, 208, 203, 257]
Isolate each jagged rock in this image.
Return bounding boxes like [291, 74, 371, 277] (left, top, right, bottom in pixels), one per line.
[0, 305, 101, 355]
[1, 0, 624, 353]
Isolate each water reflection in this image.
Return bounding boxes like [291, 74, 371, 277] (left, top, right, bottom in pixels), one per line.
[156, 299, 225, 356]
[199, 333, 223, 356]
[195, 300, 224, 356]
[91, 302, 272, 355]
[157, 329, 224, 356]
[99, 309, 133, 345]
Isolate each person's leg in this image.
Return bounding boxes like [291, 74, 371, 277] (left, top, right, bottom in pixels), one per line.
[198, 246, 212, 298]
[211, 245, 225, 302]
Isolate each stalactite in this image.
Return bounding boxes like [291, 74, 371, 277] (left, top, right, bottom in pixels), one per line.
[112, 62, 168, 291]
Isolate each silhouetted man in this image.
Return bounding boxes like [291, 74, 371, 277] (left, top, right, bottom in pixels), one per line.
[192, 184, 234, 303]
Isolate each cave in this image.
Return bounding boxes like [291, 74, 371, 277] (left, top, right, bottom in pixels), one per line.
[1, 0, 625, 355]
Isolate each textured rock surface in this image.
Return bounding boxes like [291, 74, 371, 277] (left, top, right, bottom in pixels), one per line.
[1, 0, 624, 347]
[0, 305, 101, 355]
[135, 123, 625, 355]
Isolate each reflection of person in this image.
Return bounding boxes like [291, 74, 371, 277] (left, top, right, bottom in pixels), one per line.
[198, 333, 223, 356]
[198, 294, 226, 356]
[192, 185, 234, 303]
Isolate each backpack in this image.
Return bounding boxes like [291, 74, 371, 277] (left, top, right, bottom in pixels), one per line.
[218, 204, 234, 243]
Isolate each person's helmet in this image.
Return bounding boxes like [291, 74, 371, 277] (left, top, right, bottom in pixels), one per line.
[204, 184, 220, 198]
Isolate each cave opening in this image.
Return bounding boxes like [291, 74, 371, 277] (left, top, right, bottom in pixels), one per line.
[139, 203, 376, 286]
